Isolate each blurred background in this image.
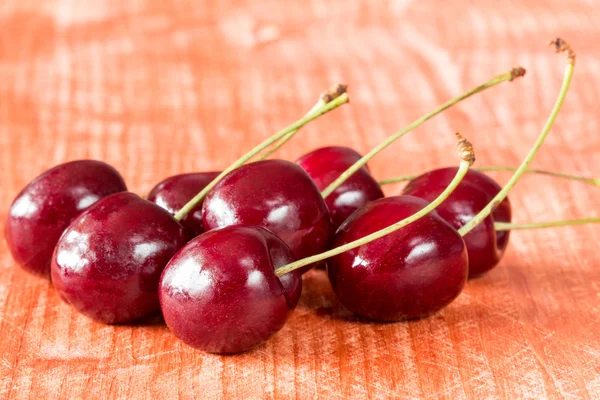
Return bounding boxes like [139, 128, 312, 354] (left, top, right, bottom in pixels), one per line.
[1, 1, 599, 398]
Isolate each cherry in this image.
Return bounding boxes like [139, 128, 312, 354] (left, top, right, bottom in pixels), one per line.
[201, 160, 333, 272]
[51, 192, 187, 324]
[148, 172, 220, 237]
[402, 168, 511, 277]
[328, 195, 468, 321]
[159, 225, 302, 354]
[296, 146, 384, 230]
[5, 160, 127, 278]
[297, 146, 368, 173]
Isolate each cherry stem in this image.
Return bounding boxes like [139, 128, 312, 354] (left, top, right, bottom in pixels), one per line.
[378, 166, 600, 187]
[459, 38, 576, 237]
[254, 84, 348, 161]
[495, 218, 600, 231]
[275, 133, 475, 277]
[173, 91, 349, 221]
[319, 66, 526, 199]
[257, 129, 301, 161]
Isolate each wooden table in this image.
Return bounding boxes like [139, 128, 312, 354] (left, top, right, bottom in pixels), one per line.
[1, 1, 599, 398]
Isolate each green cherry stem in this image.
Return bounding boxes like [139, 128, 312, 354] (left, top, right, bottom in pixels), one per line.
[255, 84, 348, 161]
[275, 133, 475, 277]
[378, 166, 600, 187]
[319, 66, 526, 199]
[256, 126, 305, 161]
[173, 90, 349, 221]
[459, 38, 576, 237]
[495, 218, 600, 231]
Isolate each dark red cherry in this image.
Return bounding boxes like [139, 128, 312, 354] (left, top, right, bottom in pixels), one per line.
[159, 225, 302, 354]
[298, 146, 370, 173]
[296, 146, 384, 230]
[401, 168, 512, 277]
[5, 160, 127, 278]
[201, 160, 332, 273]
[148, 172, 220, 237]
[51, 192, 187, 324]
[328, 196, 468, 321]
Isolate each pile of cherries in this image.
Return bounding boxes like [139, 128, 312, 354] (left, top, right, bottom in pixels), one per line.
[4, 39, 590, 354]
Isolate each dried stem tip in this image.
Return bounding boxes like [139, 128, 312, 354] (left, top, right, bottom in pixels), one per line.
[510, 67, 527, 81]
[320, 83, 348, 103]
[456, 132, 475, 166]
[548, 38, 576, 64]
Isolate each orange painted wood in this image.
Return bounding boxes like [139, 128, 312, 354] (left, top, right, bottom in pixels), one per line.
[1, 1, 599, 398]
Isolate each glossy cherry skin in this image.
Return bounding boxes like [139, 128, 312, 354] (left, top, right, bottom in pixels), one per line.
[159, 225, 302, 354]
[298, 146, 370, 173]
[296, 146, 384, 230]
[148, 172, 220, 237]
[402, 168, 512, 277]
[5, 160, 127, 278]
[328, 196, 468, 321]
[51, 192, 188, 324]
[201, 160, 333, 273]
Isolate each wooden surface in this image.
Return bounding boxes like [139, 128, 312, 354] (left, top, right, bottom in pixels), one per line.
[1, 1, 599, 399]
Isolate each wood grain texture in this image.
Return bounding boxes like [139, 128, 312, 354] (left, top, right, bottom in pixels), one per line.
[1, 0, 599, 398]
